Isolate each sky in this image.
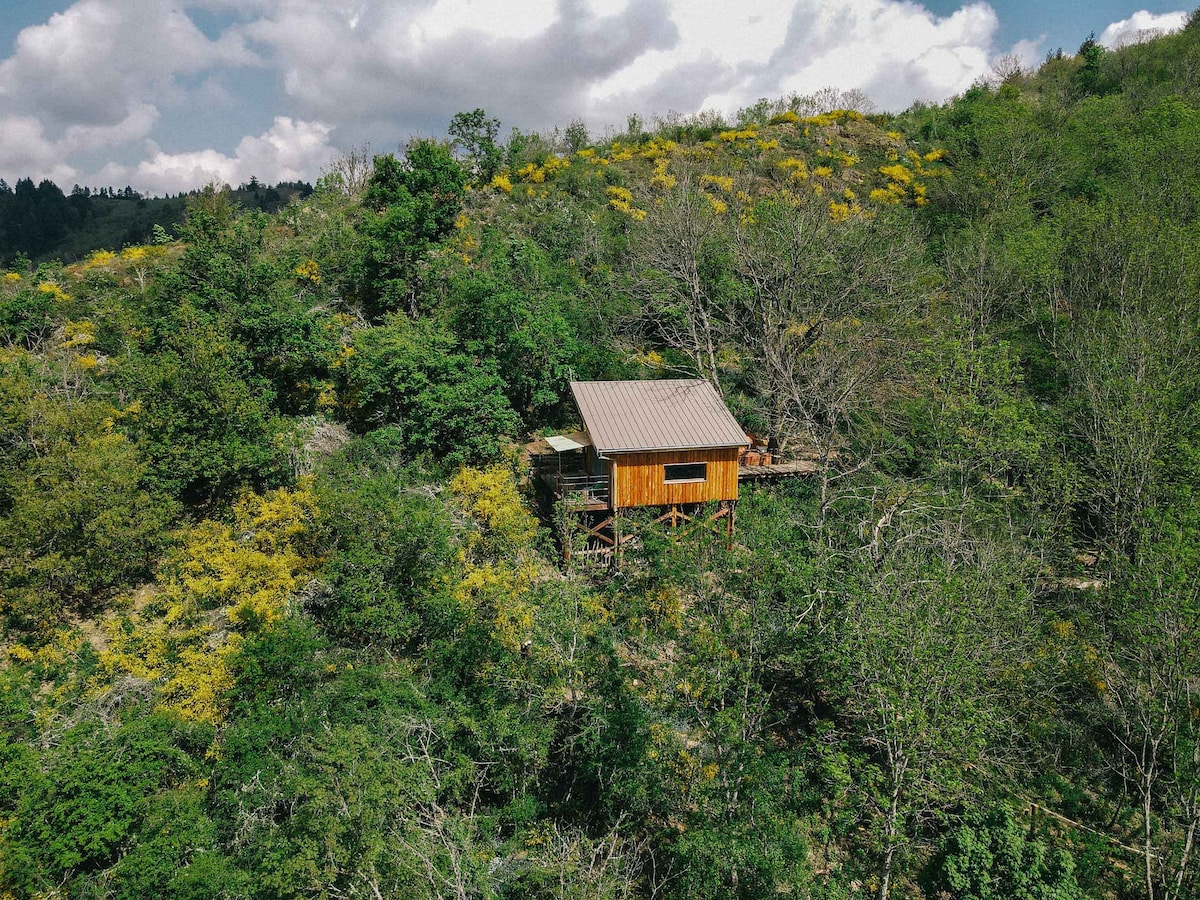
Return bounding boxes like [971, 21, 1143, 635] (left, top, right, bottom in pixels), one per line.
[0, 0, 1191, 194]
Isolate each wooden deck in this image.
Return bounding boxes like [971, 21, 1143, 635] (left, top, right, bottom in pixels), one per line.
[536, 471, 611, 510]
[737, 459, 819, 481]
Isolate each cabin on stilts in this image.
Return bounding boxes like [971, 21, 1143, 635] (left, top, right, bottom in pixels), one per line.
[532, 379, 752, 562]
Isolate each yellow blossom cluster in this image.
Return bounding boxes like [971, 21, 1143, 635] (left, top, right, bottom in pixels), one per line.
[769, 110, 800, 125]
[82, 249, 117, 269]
[490, 173, 514, 193]
[61, 320, 97, 349]
[3, 272, 20, 283]
[294, 259, 322, 283]
[121, 245, 151, 262]
[699, 174, 734, 192]
[638, 138, 677, 160]
[879, 164, 913, 184]
[802, 109, 865, 127]
[37, 281, 71, 303]
[870, 187, 902, 205]
[515, 155, 571, 184]
[718, 126, 758, 142]
[97, 485, 320, 725]
[448, 468, 543, 655]
[818, 147, 860, 167]
[650, 156, 676, 190]
[829, 200, 868, 222]
[606, 185, 647, 220]
[577, 148, 611, 166]
[778, 157, 810, 181]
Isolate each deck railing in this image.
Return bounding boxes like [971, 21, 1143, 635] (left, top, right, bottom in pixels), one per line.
[542, 471, 611, 507]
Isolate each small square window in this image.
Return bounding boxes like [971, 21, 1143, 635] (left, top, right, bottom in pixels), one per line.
[664, 462, 707, 483]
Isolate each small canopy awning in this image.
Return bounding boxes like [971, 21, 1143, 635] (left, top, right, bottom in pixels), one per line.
[545, 431, 592, 453]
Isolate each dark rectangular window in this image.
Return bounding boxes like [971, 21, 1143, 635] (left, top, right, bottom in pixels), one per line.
[664, 462, 707, 483]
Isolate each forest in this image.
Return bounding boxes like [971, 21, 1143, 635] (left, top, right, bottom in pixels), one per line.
[0, 178, 313, 269]
[0, 15, 1198, 900]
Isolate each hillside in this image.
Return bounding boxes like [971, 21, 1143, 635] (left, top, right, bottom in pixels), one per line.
[1, 18, 1199, 900]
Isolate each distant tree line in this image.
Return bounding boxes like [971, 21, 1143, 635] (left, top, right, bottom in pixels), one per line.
[0, 177, 312, 267]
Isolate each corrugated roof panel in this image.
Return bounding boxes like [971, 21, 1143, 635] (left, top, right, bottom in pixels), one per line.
[570, 380, 750, 454]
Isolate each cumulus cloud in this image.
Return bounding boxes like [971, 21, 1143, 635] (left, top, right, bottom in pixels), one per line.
[0, 0, 254, 130]
[1099, 9, 1188, 49]
[237, 0, 679, 137]
[1, 0, 1122, 192]
[0, 116, 78, 185]
[95, 117, 337, 194]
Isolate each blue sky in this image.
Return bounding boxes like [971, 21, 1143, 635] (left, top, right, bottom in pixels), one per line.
[0, 1, 1190, 193]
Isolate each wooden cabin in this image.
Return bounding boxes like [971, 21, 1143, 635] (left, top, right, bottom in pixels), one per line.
[569, 379, 748, 510]
[532, 380, 817, 561]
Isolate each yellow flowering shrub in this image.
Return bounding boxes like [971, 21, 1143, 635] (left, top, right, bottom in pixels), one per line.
[4, 271, 21, 283]
[650, 171, 677, 190]
[490, 174, 513, 193]
[294, 259, 321, 283]
[718, 127, 758, 142]
[448, 468, 543, 654]
[449, 467, 539, 559]
[879, 164, 913, 184]
[700, 174, 734, 192]
[516, 163, 545, 183]
[778, 158, 809, 181]
[802, 109, 864, 127]
[37, 282, 71, 303]
[704, 194, 728, 215]
[82, 250, 116, 269]
[924, 148, 948, 161]
[61, 320, 97, 349]
[813, 165, 834, 179]
[768, 110, 800, 125]
[121, 245, 151, 262]
[650, 156, 676, 190]
[97, 484, 319, 725]
[609, 141, 636, 162]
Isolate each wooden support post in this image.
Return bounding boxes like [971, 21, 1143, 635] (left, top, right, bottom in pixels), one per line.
[612, 508, 622, 571]
[726, 500, 736, 549]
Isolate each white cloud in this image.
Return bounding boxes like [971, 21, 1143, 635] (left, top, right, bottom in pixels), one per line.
[1099, 9, 1187, 49]
[0, 0, 255, 147]
[235, 0, 679, 135]
[1007, 35, 1046, 70]
[0, 116, 78, 185]
[586, 0, 1004, 122]
[96, 117, 337, 194]
[1, 0, 1060, 191]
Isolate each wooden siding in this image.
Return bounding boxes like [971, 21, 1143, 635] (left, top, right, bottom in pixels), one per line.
[611, 448, 739, 509]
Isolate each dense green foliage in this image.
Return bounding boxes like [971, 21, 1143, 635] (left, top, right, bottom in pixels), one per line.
[0, 178, 312, 267]
[2, 19, 1200, 899]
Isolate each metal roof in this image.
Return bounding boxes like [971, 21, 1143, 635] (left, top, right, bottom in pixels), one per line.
[570, 380, 749, 454]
